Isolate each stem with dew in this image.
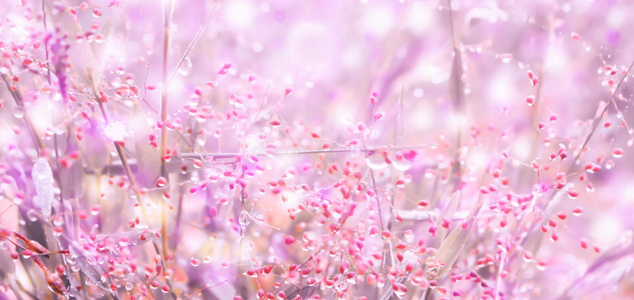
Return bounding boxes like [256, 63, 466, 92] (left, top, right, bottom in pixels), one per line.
[160, 0, 175, 266]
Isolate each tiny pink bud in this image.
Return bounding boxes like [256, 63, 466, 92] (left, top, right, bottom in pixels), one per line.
[568, 190, 579, 199]
[156, 177, 168, 187]
[613, 148, 624, 158]
[550, 114, 557, 122]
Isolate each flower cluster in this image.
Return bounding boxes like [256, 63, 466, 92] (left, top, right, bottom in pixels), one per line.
[0, 0, 633, 299]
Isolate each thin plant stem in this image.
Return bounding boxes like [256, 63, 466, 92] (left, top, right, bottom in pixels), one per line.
[1, 74, 45, 155]
[41, 0, 51, 85]
[568, 59, 634, 171]
[160, 0, 175, 264]
[166, 1, 220, 86]
[95, 97, 175, 299]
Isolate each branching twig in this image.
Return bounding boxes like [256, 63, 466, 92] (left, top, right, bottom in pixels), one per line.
[568, 59, 634, 171]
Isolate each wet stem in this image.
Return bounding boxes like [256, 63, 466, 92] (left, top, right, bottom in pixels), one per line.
[568, 59, 634, 171]
[95, 96, 175, 299]
[370, 169, 396, 296]
[1, 73, 70, 297]
[159, 0, 175, 272]
[1, 74, 45, 155]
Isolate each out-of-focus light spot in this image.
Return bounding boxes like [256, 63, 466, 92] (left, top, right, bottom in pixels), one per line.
[284, 22, 335, 76]
[562, 3, 572, 12]
[223, 0, 254, 29]
[449, 113, 467, 132]
[470, 148, 489, 169]
[511, 136, 532, 159]
[590, 214, 622, 246]
[406, 2, 433, 35]
[259, 3, 270, 13]
[341, 44, 364, 69]
[413, 89, 424, 98]
[103, 121, 130, 141]
[29, 101, 54, 133]
[545, 46, 567, 72]
[464, 3, 508, 24]
[334, 104, 355, 127]
[168, 77, 185, 98]
[0, 125, 13, 148]
[414, 65, 448, 84]
[620, 181, 634, 204]
[359, 5, 394, 37]
[411, 105, 432, 130]
[489, 71, 514, 104]
[251, 43, 263, 53]
[142, 33, 154, 46]
[280, 191, 300, 208]
[607, 8, 624, 28]
[450, 0, 461, 11]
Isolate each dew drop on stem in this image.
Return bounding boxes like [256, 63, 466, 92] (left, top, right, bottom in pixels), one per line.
[14, 107, 24, 118]
[393, 158, 413, 171]
[366, 154, 388, 170]
[239, 211, 250, 227]
[26, 209, 38, 222]
[178, 57, 193, 76]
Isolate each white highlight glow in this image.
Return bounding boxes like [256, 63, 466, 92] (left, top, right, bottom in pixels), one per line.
[223, 0, 255, 29]
[590, 214, 622, 246]
[103, 121, 130, 141]
[359, 5, 394, 37]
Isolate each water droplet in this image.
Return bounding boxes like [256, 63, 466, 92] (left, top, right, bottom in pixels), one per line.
[366, 154, 388, 170]
[584, 43, 591, 52]
[613, 148, 624, 158]
[393, 159, 413, 171]
[26, 209, 38, 222]
[52, 216, 64, 226]
[191, 257, 200, 266]
[178, 57, 193, 76]
[14, 107, 24, 118]
[403, 230, 414, 243]
[245, 269, 258, 278]
[498, 53, 513, 63]
[90, 205, 101, 216]
[239, 211, 250, 227]
[377, 276, 386, 288]
[94, 34, 105, 43]
[567, 190, 579, 199]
